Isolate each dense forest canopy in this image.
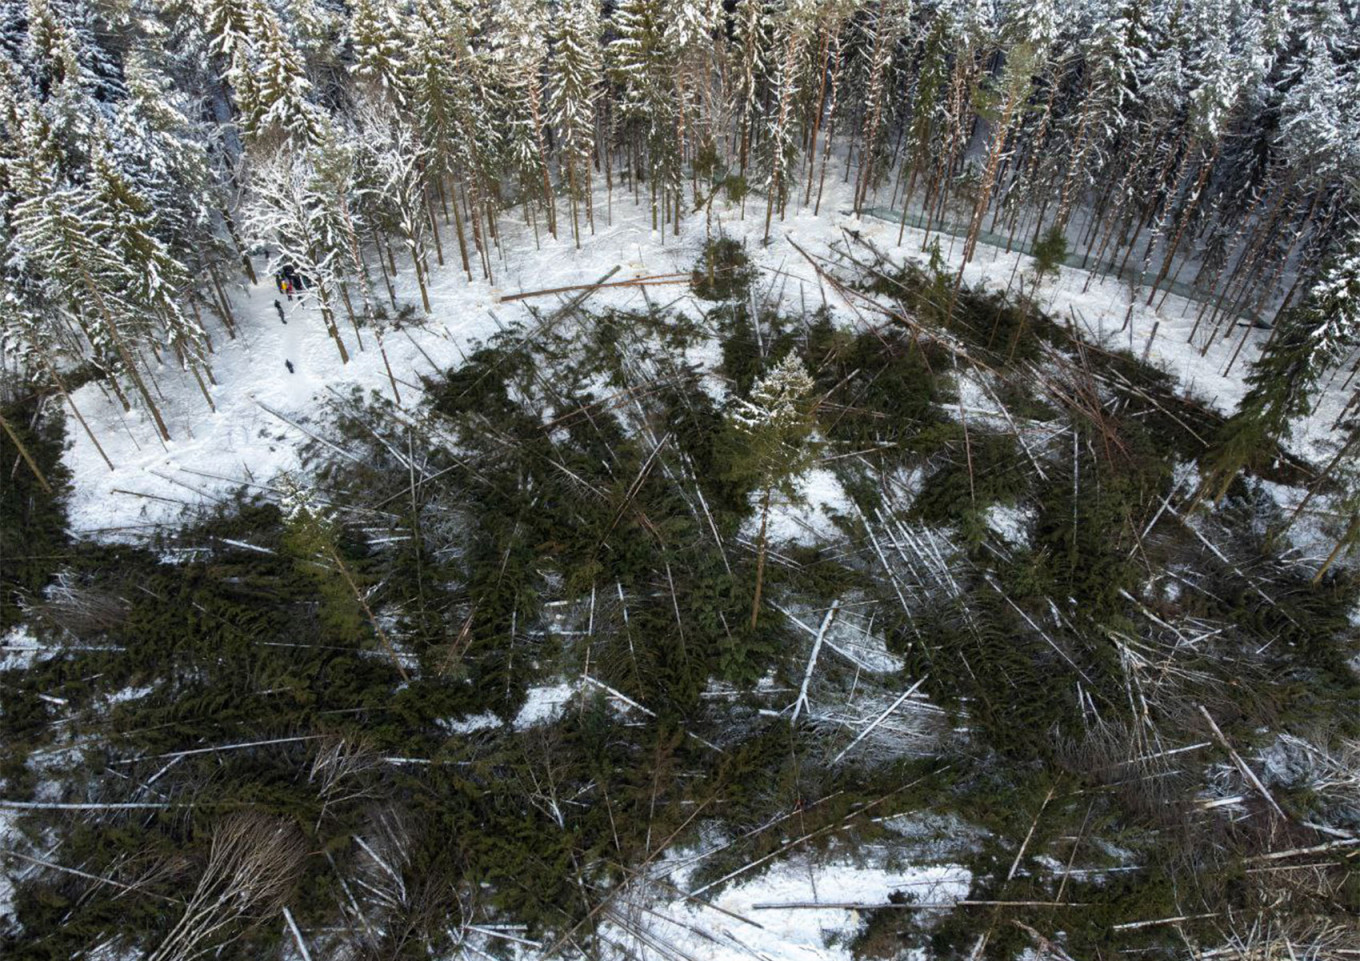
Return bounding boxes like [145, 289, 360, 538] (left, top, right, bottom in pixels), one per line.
[1, 1, 1360, 960]
[0, 0, 1357, 411]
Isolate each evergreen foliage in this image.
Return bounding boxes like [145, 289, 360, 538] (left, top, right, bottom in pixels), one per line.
[2, 2, 1360, 958]
[0, 398, 68, 631]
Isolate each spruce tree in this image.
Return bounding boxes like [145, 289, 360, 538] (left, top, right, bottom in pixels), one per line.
[1201, 231, 1360, 504]
[11, 182, 173, 439]
[349, 0, 410, 108]
[611, 0, 682, 233]
[549, 0, 602, 245]
[730, 0, 772, 184]
[760, 0, 818, 242]
[728, 352, 818, 628]
[86, 140, 207, 372]
[494, 0, 557, 237]
[244, 0, 326, 147]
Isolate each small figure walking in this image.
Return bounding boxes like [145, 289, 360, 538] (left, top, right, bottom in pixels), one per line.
[274, 299, 287, 324]
[284, 279, 294, 301]
[285, 360, 295, 374]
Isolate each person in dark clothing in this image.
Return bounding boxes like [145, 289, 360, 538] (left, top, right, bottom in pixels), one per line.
[274, 299, 287, 324]
[285, 360, 295, 374]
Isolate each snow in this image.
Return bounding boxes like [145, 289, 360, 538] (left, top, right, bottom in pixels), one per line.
[439, 711, 502, 735]
[104, 684, 154, 706]
[599, 853, 971, 961]
[513, 681, 577, 730]
[758, 466, 852, 546]
[878, 810, 989, 858]
[59, 195, 716, 537]
[984, 503, 1034, 546]
[0, 808, 13, 921]
[0, 624, 44, 671]
[54, 169, 1352, 544]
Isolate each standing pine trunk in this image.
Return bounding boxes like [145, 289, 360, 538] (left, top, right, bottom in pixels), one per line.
[812, 34, 843, 216]
[1145, 143, 1219, 305]
[853, 0, 894, 215]
[529, 84, 558, 239]
[1054, 83, 1097, 233]
[763, 28, 801, 244]
[952, 45, 1036, 315]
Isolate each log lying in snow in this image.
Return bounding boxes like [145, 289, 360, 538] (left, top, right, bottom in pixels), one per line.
[1198, 705, 1288, 821]
[749, 900, 1091, 910]
[499, 272, 689, 302]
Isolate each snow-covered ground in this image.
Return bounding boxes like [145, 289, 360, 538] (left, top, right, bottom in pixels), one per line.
[757, 466, 853, 546]
[57, 171, 1345, 541]
[596, 852, 971, 961]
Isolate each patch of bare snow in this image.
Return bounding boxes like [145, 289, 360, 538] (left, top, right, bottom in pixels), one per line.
[1, 624, 44, 671]
[758, 467, 851, 546]
[683, 335, 728, 402]
[513, 682, 577, 730]
[952, 370, 1009, 423]
[0, 808, 14, 922]
[985, 503, 1034, 546]
[104, 685, 154, 706]
[607, 853, 970, 961]
[1255, 479, 1337, 569]
[878, 810, 989, 858]
[438, 712, 502, 736]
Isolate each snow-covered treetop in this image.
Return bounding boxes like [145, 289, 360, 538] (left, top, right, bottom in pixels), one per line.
[1301, 229, 1360, 367]
[731, 353, 818, 435]
[277, 474, 330, 524]
[349, 0, 409, 105]
[1279, 31, 1348, 184]
[671, 0, 723, 54]
[1185, 6, 1245, 142]
[1006, 0, 1058, 51]
[491, 0, 550, 71]
[943, 0, 998, 48]
[728, 352, 820, 488]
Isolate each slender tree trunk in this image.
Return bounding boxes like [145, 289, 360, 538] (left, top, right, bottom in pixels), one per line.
[1055, 85, 1096, 232]
[316, 282, 352, 363]
[425, 186, 445, 267]
[750, 485, 772, 630]
[0, 408, 52, 493]
[527, 82, 557, 238]
[207, 266, 236, 338]
[1146, 144, 1219, 305]
[338, 281, 366, 351]
[813, 37, 843, 217]
[218, 206, 257, 285]
[801, 31, 831, 212]
[370, 228, 399, 309]
[411, 248, 433, 313]
[952, 75, 1024, 316]
[449, 174, 474, 281]
[1314, 513, 1360, 584]
[80, 266, 171, 441]
[853, 0, 891, 215]
[41, 354, 114, 471]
